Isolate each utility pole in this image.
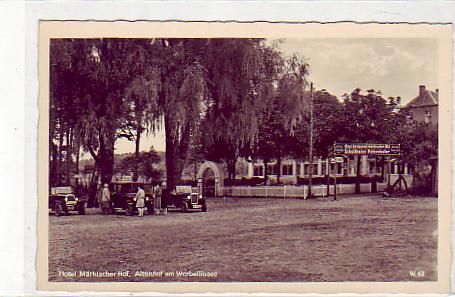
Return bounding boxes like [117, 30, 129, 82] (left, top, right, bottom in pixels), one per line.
[308, 82, 314, 199]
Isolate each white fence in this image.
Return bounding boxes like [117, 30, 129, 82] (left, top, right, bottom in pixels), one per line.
[222, 183, 388, 199]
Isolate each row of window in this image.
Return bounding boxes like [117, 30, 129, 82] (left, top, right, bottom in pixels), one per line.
[253, 161, 411, 177]
[253, 163, 343, 177]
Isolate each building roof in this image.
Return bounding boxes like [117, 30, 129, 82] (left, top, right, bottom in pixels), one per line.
[403, 86, 438, 109]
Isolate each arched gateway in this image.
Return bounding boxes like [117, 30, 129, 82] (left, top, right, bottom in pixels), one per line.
[197, 161, 224, 197]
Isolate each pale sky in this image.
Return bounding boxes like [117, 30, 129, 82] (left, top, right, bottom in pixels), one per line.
[82, 38, 438, 158]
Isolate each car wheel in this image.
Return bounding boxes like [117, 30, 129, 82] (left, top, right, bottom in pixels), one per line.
[201, 201, 207, 212]
[126, 204, 134, 216]
[181, 201, 188, 213]
[78, 202, 87, 215]
[54, 202, 64, 217]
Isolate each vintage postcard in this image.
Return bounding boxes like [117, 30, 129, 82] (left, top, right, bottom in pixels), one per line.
[37, 21, 452, 294]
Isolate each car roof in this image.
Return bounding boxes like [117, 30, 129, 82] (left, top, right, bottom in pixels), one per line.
[110, 182, 150, 185]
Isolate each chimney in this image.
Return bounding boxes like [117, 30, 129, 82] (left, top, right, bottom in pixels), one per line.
[436, 88, 439, 95]
[419, 85, 426, 96]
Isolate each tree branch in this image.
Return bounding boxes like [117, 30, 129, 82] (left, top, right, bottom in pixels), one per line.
[88, 144, 99, 162]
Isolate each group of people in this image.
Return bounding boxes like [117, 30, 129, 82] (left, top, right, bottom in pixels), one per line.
[100, 183, 165, 216]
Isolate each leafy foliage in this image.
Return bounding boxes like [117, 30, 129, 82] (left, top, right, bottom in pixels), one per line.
[50, 38, 437, 198]
[340, 89, 401, 143]
[199, 39, 284, 180]
[115, 149, 162, 185]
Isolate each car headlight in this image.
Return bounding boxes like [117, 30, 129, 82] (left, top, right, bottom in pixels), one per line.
[134, 197, 137, 201]
[75, 197, 79, 201]
[199, 194, 202, 199]
[64, 197, 68, 202]
[145, 197, 149, 201]
[187, 195, 191, 199]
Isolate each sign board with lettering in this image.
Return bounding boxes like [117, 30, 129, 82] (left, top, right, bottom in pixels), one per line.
[333, 143, 400, 156]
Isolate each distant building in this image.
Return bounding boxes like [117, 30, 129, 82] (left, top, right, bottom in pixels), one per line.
[401, 85, 438, 196]
[182, 156, 410, 187]
[402, 85, 438, 125]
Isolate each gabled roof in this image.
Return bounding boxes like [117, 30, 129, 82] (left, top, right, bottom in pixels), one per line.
[403, 89, 438, 109]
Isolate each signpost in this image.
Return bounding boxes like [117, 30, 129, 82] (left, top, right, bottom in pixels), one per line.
[329, 143, 401, 200]
[333, 143, 400, 156]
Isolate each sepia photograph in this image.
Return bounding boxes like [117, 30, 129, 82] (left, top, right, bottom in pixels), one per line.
[37, 21, 452, 293]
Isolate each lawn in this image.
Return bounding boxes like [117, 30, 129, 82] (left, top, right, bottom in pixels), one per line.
[49, 195, 437, 282]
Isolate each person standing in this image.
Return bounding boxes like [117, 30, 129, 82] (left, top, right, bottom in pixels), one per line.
[100, 183, 111, 214]
[135, 186, 146, 217]
[154, 182, 167, 215]
[154, 184, 162, 215]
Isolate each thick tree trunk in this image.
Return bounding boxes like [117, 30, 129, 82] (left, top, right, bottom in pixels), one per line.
[226, 160, 232, 182]
[96, 131, 115, 185]
[88, 170, 100, 208]
[75, 142, 80, 175]
[133, 126, 141, 182]
[164, 116, 176, 191]
[57, 124, 64, 185]
[277, 156, 281, 184]
[355, 155, 361, 194]
[263, 159, 269, 185]
[232, 159, 236, 182]
[226, 155, 237, 182]
[194, 162, 197, 182]
[50, 142, 58, 187]
[65, 127, 72, 185]
[164, 111, 194, 191]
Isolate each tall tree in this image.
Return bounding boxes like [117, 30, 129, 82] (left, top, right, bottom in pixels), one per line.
[122, 75, 161, 181]
[50, 39, 150, 206]
[142, 39, 208, 191]
[201, 39, 283, 182]
[340, 89, 401, 193]
[253, 98, 288, 184]
[252, 54, 310, 183]
[312, 90, 344, 158]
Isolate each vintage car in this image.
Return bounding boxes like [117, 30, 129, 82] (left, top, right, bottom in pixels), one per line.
[162, 185, 207, 213]
[110, 182, 154, 215]
[49, 186, 87, 216]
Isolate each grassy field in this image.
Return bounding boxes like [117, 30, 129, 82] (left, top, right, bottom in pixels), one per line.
[49, 195, 437, 282]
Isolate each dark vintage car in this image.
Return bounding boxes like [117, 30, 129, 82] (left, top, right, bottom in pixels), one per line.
[49, 186, 87, 216]
[162, 186, 207, 213]
[110, 182, 154, 215]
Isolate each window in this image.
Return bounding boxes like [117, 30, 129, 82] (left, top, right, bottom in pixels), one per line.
[390, 162, 395, 174]
[425, 110, 431, 123]
[303, 163, 317, 176]
[331, 163, 342, 174]
[253, 165, 264, 177]
[369, 161, 376, 174]
[303, 164, 309, 176]
[296, 163, 301, 176]
[267, 164, 278, 175]
[321, 162, 327, 175]
[282, 164, 293, 176]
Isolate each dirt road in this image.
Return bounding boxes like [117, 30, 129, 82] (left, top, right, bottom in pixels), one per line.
[49, 195, 437, 282]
